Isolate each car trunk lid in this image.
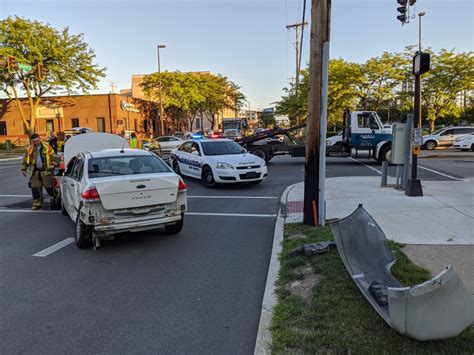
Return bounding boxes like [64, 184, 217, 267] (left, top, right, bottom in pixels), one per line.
[92, 173, 179, 210]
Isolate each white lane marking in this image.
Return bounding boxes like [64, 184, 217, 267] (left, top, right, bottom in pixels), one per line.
[0, 194, 31, 198]
[348, 157, 382, 175]
[0, 165, 19, 171]
[186, 212, 277, 218]
[188, 195, 278, 199]
[418, 165, 468, 182]
[32, 238, 75, 257]
[0, 209, 60, 213]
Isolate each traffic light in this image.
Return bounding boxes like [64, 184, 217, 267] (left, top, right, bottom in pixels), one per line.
[397, 0, 407, 23]
[7, 56, 18, 73]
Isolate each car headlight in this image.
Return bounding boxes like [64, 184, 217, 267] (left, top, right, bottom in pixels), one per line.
[215, 162, 234, 169]
[261, 159, 266, 167]
[455, 136, 467, 142]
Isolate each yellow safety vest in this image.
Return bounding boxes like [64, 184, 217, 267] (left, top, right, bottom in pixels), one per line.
[25, 142, 54, 175]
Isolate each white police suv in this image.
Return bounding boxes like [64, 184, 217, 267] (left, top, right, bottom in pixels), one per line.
[170, 138, 268, 187]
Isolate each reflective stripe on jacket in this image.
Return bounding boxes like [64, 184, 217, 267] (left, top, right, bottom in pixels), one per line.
[22, 142, 58, 175]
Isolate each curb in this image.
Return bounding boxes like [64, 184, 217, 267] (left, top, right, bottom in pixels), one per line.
[254, 183, 300, 355]
[420, 154, 472, 159]
[0, 157, 22, 162]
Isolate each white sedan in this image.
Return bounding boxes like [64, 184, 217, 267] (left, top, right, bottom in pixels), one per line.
[61, 133, 187, 249]
[170, 138, 268, 187]
[453, 133, 474, 151]
[152, 136, 184, 151]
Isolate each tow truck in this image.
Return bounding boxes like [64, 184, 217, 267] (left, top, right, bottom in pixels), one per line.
[235, 110, 393, 162]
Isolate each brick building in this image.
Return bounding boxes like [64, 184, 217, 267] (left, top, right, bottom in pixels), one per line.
[0, 94, 159, 145]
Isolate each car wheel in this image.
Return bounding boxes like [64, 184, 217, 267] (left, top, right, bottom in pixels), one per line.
[202, 166, 217, 188]
[75, 208, 93, 248]
[165, 215, 184, 234]
[471, 144, 474, 152]
[173, 160, 181, 175]
[379, 145, 392, 163]
[251, 148, 268, 162]
[425, 140, 437, 150]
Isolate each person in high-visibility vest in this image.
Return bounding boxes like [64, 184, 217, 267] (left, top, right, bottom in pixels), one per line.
[21, 134, 60, 210]
[129, 132, 141, 149]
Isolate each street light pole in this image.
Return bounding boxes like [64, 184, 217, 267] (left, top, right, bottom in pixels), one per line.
[418, 11, 425, 52]
[157, 44, 166, 136]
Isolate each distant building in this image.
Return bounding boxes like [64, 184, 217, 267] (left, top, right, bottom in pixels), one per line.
[0, 94, 158, 144]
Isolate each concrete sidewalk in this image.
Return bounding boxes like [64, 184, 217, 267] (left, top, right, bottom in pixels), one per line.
[283, 176, 474, 293]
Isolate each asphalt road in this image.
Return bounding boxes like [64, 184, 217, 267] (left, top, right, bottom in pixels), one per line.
[0, 154, 472, 354]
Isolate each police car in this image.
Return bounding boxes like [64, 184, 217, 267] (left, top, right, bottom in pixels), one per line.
[170, 138, 268, 187]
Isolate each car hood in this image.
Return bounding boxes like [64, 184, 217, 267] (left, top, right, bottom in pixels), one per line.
[64, 133, 129, 165]
[205, 153, 264, 167]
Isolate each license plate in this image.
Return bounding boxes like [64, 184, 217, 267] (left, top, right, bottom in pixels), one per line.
[243, 172, 259, 179]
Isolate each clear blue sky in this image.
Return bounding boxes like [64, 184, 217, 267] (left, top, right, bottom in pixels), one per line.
[1, 0, 473, 109]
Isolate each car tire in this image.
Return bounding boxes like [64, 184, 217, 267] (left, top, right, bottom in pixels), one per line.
[202, 166, 217, 188]
[75, 208, 93, 248]
[250, 148, 269, 162]
[165, 215, 184, 234]
[425, 140, 437, 150]
[471, 144, 474, 152]
[172, 160, 181, 175]
[379, 145, 392, 163]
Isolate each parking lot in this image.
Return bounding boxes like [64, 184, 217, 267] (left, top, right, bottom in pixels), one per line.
[1, 153, 472, 353]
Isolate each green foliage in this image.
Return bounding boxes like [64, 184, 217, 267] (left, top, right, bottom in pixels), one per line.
[0, 16, 106, 132]
[140, 71, 245, 130]
[275, 47, 473, 131]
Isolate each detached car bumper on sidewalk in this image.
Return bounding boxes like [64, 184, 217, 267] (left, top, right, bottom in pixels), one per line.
[331, 205, 474, 341]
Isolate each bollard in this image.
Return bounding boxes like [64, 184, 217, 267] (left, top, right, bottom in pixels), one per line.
[381, 161, 388, 187]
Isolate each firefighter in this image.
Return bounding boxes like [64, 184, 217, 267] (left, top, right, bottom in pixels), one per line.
[21, 134, 60, 210]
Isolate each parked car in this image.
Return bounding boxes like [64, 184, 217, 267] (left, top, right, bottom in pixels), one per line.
[453, 133, 474, 151]
[170, 138, 267, 188]
[61, 133, 187, 249]
[422, 126, 474, 150]
[152, 136, 184, 151]
[326, 132, 342, 146]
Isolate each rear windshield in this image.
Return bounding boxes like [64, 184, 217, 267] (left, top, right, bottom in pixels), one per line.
[201, 141, 246, 156]
[88, 155, 171, 178]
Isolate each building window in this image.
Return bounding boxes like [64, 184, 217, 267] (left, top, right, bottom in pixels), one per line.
[96, 117, 106, 132]
[46, 119, 54, 133]
[71, 118, 79, 128]
[0, 121, 7, 135]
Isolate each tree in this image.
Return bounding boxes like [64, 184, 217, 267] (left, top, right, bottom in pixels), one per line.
[422, 49, 473, 131]
[0, 16, 106, 133]
[141, 71, 245, 131]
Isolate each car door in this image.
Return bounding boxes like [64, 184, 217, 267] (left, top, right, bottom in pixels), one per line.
[438, 129, 454, 146]
[176, 141, 193, 176]
[71, 157, 85, 215]
[352, 112, 382, 147]
[168, 137, 183, 150]
[188, 142, 203, 178]
[61, 157, 77, 218]
[157, 137, 171, 150]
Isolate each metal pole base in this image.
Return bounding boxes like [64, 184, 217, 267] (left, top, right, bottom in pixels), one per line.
[405, 179, 423, 196]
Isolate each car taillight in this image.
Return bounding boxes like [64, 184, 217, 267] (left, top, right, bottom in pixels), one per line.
[178, 179, 187, 192]
[81, 187, 101, 202]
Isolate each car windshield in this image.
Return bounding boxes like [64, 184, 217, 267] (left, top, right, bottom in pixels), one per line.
[88, 155, 171, 178]
[201, 141, 246, 156]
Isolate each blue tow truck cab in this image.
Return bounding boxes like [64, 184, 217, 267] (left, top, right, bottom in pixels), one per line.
[327, 109, 393, 162]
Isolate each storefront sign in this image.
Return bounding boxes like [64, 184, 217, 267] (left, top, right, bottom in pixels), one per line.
[121, 100, 139, 113]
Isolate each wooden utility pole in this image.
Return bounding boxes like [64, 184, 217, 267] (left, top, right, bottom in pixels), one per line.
[304, 0, 331, 226]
